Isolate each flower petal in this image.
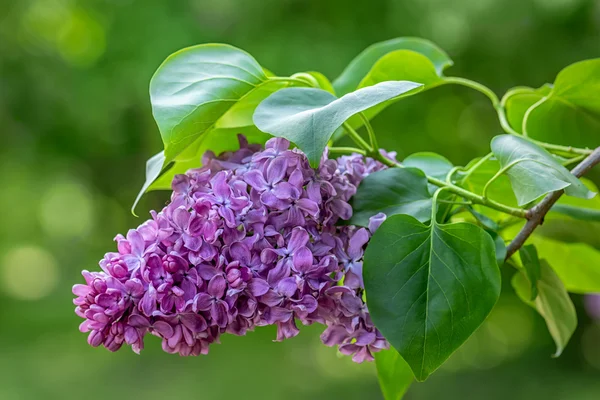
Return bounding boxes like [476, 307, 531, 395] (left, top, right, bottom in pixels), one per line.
[248, 278, 270, 296]
[288, 227, 309, 252]
[292, 246, 313, 273]
[208, 275, 226, 298]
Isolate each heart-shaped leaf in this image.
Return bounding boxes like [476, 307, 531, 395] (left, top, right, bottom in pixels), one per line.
[523, 59, 600, 148]
[512, 259, 577, 357]
[350, 168, 432, 227]
[333, 37, 452, 96]
[151, 44, 268, 162]
[375, 348, 414, 400]
[253, 81, 421, 166]
[364, 214, 500, 381]
[491, 135, 594, 206]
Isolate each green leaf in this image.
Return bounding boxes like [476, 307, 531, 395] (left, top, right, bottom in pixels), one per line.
[466, 207, 500, 232]
[459, 156, 518, 221]
[304, 71, 336, 94]
[519, 245, 541, 300]
[150, 44, 268, 163]
[364, 214, 500, 381]
[333, 37, 452, 96]
[464, 208, 506, 266]
[359, 50, 443, 89]
[403, 152, 453, 195]
[489, 230, 507, 267]
[549, 178, 600, 222]
[503, 84, 552, 134]
[401, 153, 454, 221]
[217, 74, 330, 129]
[523, 59, 600, 148]
[131, 151, 166, 216]
[336, 40, 452, 131]
[529, 179, 600, 250]
[550, 204, 600, 221]
[216, 80, 287, 129]
[535, 217, 600, 250]
[512, 260, 577, 357]
[253, 81, 421, 167]
[375, 348, 414, 400]
[350, 168, 432, 226]
[490, 135, 594, 206]
[524, 235, 600, 294]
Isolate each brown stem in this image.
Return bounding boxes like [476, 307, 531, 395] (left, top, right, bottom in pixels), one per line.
[505, 146, 600, 260]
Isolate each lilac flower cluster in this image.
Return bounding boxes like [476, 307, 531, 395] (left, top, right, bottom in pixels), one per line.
[73, 136, 391, 362]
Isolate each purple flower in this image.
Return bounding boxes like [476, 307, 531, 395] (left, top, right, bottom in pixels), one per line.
[334, 228, 369, 289]
[244, 157, 299, 207]
[206, 171, 250, 228]
[261, 227, 310, 270]
[72, 135, 390, 361]
[193, 275, 230, 328]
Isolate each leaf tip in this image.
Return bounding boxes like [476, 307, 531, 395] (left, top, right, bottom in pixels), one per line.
[131, 194, 143, 218]
[413, 370, 430, 383]
[551, 347, 564, 358]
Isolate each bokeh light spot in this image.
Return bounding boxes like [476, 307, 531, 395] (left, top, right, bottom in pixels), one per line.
[424, 10, 470, 54]
[1, 246, 59, 300]
[56, 9, 106, 67]
[18, 0, 106, 67]
[39, 181, 94, 240]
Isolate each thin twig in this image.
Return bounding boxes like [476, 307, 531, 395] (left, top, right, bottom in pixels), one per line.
[505, 146, 600, 260]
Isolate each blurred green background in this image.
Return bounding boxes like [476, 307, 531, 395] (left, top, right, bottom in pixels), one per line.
[1, 0, 600, 398]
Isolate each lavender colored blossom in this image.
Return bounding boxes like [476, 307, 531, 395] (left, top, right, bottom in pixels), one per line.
[73, 135, 391, 362]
